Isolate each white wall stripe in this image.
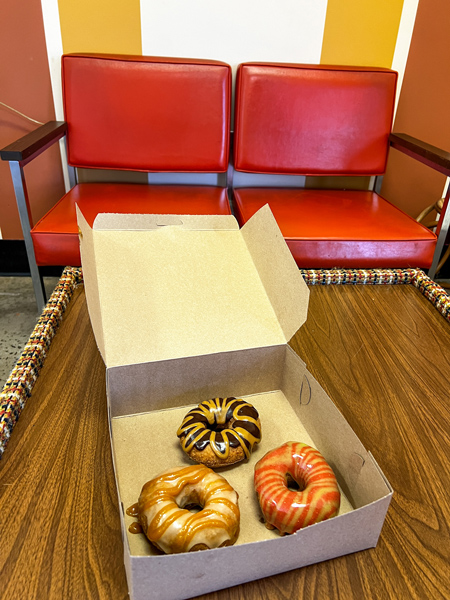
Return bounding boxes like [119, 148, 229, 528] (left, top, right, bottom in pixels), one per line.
[40, 0, 71, 192]
[140, 0, 328, 187]
[442, 177, 449, 202]
[391, 0, 419, 116]
[141, 0, 328, 74]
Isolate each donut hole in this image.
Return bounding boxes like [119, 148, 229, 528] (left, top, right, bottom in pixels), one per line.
[178, 490, 204, 513]
[183, 503, 203, 513]
[208, 416, 235, 432]
[286, 472, 305, 492]
[208, 422, 228, 432]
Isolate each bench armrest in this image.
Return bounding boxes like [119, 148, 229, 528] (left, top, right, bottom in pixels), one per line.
[389, 133, 450, 177]
[0, 121, 67, 164]
[389, 133, 450, 279]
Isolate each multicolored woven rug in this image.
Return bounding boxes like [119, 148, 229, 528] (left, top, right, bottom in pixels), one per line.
[0, 267, 448, 458]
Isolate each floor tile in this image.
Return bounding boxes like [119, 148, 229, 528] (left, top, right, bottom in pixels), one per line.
[0, 276, 59, 388]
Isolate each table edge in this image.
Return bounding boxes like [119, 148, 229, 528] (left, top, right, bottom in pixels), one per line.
[1, 267, 448, 458]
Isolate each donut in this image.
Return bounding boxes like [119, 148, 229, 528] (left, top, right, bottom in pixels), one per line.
[137, 465, 240, 554]
[177, 397, 262, 467]
[254, 441, 340, 535]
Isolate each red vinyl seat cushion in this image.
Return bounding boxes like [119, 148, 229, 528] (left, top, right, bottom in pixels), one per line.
[31, 183, 231, 266]
[233, 63, 397, 176]
[233, 188, 437, 268]
[62, 54, 231, 173]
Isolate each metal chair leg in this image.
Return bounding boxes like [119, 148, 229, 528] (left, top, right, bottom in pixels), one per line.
[9, 161, 47, 313]
[428, 187, 450, 281]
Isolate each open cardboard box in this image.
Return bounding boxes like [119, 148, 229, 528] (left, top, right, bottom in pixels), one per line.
[77, 205, 393, 600]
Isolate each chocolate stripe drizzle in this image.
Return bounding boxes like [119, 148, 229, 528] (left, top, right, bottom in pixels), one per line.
[177, 397, 261, 459]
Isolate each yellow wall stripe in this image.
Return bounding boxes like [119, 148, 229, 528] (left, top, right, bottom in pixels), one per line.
[57, 0, 141, 55]
[321, 0, 404, 68]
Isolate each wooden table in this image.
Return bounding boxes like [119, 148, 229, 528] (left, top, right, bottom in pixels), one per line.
[1, 280, 450, 599]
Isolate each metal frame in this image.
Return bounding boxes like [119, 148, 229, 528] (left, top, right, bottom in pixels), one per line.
[373, 175, 383, 195]
[9, 161, 47, 313]
[3, 121, 450, 314]
[428, 186, 450, 279]
[1, 121, 68, 314]
[2, 118, 234, 313]
[226, 131, 236, 216]
[373, 174, 450, 280]
[65, 136, 78, 189]
[387, 134, 450, 281]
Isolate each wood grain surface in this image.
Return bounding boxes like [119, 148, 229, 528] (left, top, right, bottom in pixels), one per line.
[1, 283, 449, 600]
[0, 288, 127, 600]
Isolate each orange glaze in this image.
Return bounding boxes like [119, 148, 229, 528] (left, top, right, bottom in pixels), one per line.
[254, 441, 340, 534]
[128, 521, 143, 534]
[138, 465, 240, 554]
[126, 503, 139, 517]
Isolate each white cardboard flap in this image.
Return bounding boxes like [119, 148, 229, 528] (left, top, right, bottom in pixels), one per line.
[77, 205, 309, 368]
[77, 206, 106, 361]
[241, 204, 309, 341]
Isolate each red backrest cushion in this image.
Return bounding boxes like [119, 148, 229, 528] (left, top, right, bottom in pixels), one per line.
[62, 54, 231, 172]
[234, 63, 397, 176]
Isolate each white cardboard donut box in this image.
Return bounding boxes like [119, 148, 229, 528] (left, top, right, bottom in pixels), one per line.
[77, 204, 393, 600]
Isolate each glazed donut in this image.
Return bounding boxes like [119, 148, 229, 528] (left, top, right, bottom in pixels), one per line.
[177, 397, 262, 468]
[137, 465, 240, 554]
[254, 441, 340, 535]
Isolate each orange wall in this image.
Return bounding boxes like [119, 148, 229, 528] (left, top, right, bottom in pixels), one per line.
[58, 0, 141, 54]
[0, 0, 65, 240]
[321, 0, 404, 67]
[382, 0, 450, 217]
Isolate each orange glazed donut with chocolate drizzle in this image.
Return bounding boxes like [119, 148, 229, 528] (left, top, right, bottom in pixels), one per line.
[254, 441, 340, 535]
[177, 397, 262, 467]
[137, 465, 240, 554]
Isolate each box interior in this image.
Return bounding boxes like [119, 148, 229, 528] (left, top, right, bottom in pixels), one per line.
[112, 389, 354, 556]
[108, 345, 391, 558]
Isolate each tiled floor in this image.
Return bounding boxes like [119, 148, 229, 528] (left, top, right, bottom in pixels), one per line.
[0, 276, 60, 388]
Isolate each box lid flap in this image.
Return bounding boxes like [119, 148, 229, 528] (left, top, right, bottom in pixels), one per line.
[77, 205, 309, 368]
[77, 207, 106, 361]
[241, 204, 308, 341]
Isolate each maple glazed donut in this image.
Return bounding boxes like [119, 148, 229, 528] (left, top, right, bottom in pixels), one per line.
[137, 465, 240, 554]
[177, 397, 262, 467]
[254, 441, 340, 535]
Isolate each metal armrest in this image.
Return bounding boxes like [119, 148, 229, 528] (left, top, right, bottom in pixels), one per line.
[0, 120, 67, 313]
[390, 133, 450, 280]
[389, 133, 450, 177]
[0, 121, 67, 165]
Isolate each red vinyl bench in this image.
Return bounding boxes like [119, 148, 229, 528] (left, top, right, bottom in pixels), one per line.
[231, 62, 450, 274]
[1, 54, 232, 312]
[2, 56, 450, 313]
